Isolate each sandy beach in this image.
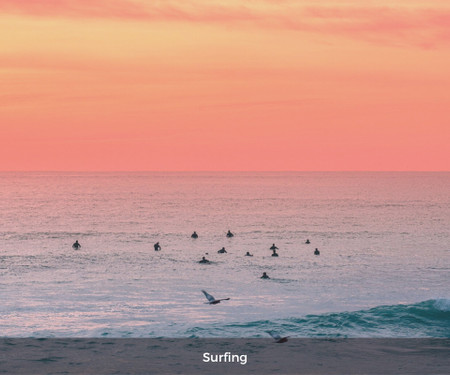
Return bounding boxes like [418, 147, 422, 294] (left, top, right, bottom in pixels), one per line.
[1, 338, 449, 374]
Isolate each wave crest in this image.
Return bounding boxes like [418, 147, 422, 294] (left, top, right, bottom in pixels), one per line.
[185, 299, 450, 338]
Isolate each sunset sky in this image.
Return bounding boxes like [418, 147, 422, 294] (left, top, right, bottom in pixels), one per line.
[1, 0, 449, 171]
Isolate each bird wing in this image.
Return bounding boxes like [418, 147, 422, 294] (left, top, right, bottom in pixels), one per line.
[267, 331, 281, 340]
[202, 290, 215, 302]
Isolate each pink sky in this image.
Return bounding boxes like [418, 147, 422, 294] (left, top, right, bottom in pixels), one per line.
[1, 0, 449, 170]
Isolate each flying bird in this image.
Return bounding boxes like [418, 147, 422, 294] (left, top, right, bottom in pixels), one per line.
[201, 290, 230, 305]
[267, 331, 289, 343]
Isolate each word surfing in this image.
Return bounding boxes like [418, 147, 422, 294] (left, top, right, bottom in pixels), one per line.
[203, 352, 248, 365]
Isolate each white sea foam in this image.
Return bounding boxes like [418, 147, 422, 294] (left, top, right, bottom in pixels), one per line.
[433, 298, 450, 312]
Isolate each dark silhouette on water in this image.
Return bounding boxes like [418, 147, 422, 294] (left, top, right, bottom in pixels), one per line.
[199, 256, 210, 264]
[305, 239, 310, 244]
[202, 290, 230, 305]
[245, 252, 253, 257]
[270, 244, 278, 251]
[191, 231, 198, 239]
[271, 249, 279, 257]
[261, 272, 270, 279]
[154, 242, 161, 251]
[314, 248, 320, 255]
[72, 240, 81, 250]
[226, 230, 234, 238]
[218, 247, 227, 254]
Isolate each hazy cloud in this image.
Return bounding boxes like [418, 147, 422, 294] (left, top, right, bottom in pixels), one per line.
[1, 1, 450, 47]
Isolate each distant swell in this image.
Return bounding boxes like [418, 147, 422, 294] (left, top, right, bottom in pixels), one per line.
[185, 299, 450, 338]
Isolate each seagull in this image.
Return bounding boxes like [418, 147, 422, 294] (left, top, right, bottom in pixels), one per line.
[267, 331, 289, 343]
[201, 290, 230, 305]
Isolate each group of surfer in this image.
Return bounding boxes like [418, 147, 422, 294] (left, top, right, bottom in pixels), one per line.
[71, 230, 320, 280]
[191, 232, 321, 280]
[192, 230, 234, 239]
[270, 244, 279, 257]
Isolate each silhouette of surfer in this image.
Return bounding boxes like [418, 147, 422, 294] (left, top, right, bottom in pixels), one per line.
[191, 231, 198, 239]
[314, 248, 320, 255]
[154, 242, 161, 251]
[261, 272, 270, 279]
[245, 252, 253, 257]
[305, 239, 310, 244]
[218, 247, 227, 254]
[72, 240, 81, 250]
[199, 256, 210, 264]
[226, 230, 234, 238]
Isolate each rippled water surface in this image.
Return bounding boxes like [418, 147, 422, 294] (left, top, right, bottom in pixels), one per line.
[0, 172, 449, 337]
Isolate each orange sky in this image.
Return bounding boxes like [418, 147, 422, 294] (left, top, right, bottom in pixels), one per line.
[1, 0, 449, 170]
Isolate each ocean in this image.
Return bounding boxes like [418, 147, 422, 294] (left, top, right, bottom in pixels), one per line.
[0, 172, 449, 338]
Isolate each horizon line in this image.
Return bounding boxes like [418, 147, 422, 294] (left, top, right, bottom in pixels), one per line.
[0, 170, 449, 173]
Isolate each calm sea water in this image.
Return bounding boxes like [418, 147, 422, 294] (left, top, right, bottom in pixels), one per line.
[0, 172, 449, 337]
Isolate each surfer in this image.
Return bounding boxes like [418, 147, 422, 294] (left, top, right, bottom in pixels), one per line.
[245, 252, 253, 257]
[191, 231, 198, 239]
[226, 230, 234, 238]
[270, 244, 278, 251]
[154, 242, 161, 251]
[199, 256, 210, 264]
[305, 239, 310, 244]
[72, 240, 81, 250]
[261, 272, 270, 279]
[314, 248, 320, 255]
[218, 247, 227, 254]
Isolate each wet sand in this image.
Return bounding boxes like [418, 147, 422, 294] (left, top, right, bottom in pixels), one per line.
[1, 338, 449, 374]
